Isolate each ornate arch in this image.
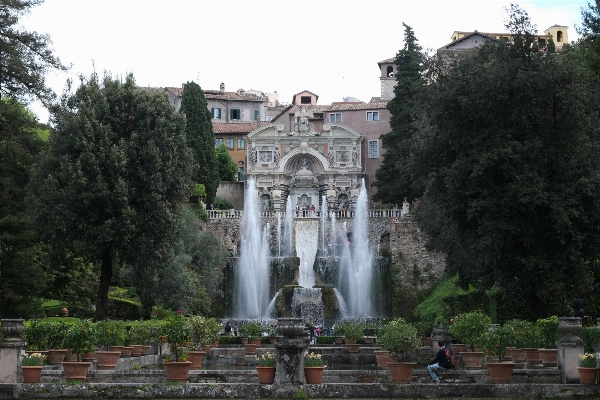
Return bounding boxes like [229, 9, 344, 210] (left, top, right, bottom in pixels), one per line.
[279, 148, 329, 174]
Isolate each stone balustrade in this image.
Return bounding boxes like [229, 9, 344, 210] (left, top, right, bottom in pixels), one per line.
[207, 209, 406, 220]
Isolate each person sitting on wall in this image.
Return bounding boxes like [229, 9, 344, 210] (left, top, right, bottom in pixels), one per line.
[427, 341, 454, 384]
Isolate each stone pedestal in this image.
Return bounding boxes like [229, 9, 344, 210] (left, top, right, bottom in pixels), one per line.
[0, 319, 26, 383]
[557, 317, 583, 383]
[274, 318, 309, 384]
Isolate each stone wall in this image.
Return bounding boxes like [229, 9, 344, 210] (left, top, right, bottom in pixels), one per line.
[215, 182, 245, 209]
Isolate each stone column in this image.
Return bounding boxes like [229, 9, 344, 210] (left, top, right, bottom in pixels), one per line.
[0, 319, 26, 383]
[557, 317, 584, 383]
[274, 318, 309, 384]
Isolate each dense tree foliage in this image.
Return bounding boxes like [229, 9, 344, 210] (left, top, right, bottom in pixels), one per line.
[215, 143, 237, 181]
[0, 0, 66, 103]
[409, 6, 600, 318]
[0, 97, 47, 317]
[576, 1, 600, 74]
[30, 73, 194, 319]
[180, 81, 219, 204]
[373, 23, 426, 204]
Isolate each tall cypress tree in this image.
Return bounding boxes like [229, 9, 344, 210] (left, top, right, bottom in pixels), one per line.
[180, 82, 219, 204]
[373, 23, 425, 204]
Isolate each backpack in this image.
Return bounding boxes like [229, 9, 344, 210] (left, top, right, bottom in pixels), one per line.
[445, 348, 456, 368]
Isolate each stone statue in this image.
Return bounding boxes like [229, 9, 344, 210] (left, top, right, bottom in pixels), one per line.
[290, 107, 318, 136]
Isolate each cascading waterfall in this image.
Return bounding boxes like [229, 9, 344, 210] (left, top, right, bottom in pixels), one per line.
[335, 179, 375, 317]
[233, 178, 271, 318]
[284, 195, 294, 256]
[320, 195, 328, 254]
[295, 220, 319, 288]
[277, 212, 282, 257]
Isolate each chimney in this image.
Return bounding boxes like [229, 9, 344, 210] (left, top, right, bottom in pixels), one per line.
[220, 82, 225, 93]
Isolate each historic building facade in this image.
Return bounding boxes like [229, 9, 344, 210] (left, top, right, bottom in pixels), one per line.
[245, 108, 366, 211]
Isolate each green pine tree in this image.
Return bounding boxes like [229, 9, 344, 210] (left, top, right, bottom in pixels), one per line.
[180, 81, 220, 204]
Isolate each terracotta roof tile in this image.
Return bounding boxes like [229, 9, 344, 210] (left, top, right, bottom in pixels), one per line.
[164, 87, 265, 101]
[286, 102, 388, 114]
[212, 121, 270, 134]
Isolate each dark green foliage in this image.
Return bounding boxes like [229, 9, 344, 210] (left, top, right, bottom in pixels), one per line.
[218, 335, 242, 345]
[180, 81, 219, 204]
[409, 6, 600, 318]
[0, 0, 67, 103]
[576, 1, 600, 74]
[30, 72, 194, 320]
[213, 197, 232, 210]
[316, 336, 335, 345]
[215, 143, 238, 181]
[373, 23, 426, 204]
[579, 326, 600, 353]
[0, 98, 47, 318]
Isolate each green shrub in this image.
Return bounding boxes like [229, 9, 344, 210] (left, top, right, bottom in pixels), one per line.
[377, 318, 420, 362]
[95, 320, 127, 348]
[342, 323, 364, 342]
[504, 319, 541, 348]
[218, 336, 242, 345]
[579, 327, 600, 353]
[23, 320, 52, 350]
[62, 320, 96, 360]
[316, 336, 335, 345]
[536, 316, 560, 349]
[214, 197, 232, 210]
[240, 322, 263, 339]
[449, 311, 491, 350]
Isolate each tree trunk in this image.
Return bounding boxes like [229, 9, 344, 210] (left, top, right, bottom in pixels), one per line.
[95, 248, 112, 320]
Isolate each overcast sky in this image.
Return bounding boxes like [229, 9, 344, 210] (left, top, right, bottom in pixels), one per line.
[21, 0, 589, 122]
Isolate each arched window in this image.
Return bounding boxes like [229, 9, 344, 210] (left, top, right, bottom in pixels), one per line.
[557, 31, 563, 42]
[386, 66, 394, 77]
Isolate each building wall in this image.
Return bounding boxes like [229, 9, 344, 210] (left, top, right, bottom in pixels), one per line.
[208, 99, 266, 123]
[214, 133, 248, 165]
[215, 181, 245, 209]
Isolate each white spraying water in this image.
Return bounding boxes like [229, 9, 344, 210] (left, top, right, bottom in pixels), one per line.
[284, 195, 294, 256]
[265, 289, 282, 318]
[277, 212, 282, 257]
[333, 288, 348, 318]
[233, 178, 271, 318]
[331, 211, 337, 257]
[336, 179, 375, 317]
[295, 220, 319, 287]
[320, 195, 328, 253]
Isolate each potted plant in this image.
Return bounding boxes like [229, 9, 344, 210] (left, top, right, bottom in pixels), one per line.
[93, 320, 125, 370]
[449, 311, 490, 369]
[254, 351, 276, 384]
[268, 324, 279, 344]
[46, 321, 68, 365]
[21, 353, 45, 383]
[161, 316, 192, 382]
[480, 325, 517, 383]
[304, 351, 324, 384]
[62, 320, 96, 381]
[578, 352, 598, 384]
[536, 316, 559, 366]
[376, 318, 420, 383]
[187, 316, 216, 369]
[343, 323, 364, 353]
[240, 322, 263, 353]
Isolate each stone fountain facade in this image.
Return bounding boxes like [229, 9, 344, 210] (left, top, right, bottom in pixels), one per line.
[246, 109, 365, 211]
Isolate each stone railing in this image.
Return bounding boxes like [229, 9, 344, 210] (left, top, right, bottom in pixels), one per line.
[207, 209, 407, 220]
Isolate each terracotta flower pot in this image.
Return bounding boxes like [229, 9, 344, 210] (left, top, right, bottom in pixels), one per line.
[304, 366, 324, 384]
[80, 350, 96, 362]
[141, 345, 151, 356]
[346, 343, 360, 353]
[511, 348, 525, 362]
[240, 337, 249, 345]
[461, 351, 484, 369]
[187, 351, 206, 369]
[244, 343, 258, 354]
[364, 337, 374, 344]
[251, 338, 262, 346]
[62, 361, 90, 381]
[452, 343, 468, 353]
[120, 346, 133, 357]
[109, 346, 124, 356]
[47, 349, 67, 365]
[374, 350, 395, 369]
[487, 362, 515, 383]
[334, 337, 343, 345]
[22, 366, 43, 383]
[523, 348, 542, 365]
[163, 361, 192, 382]
[269, 337, 278, 345]
[64, 350, 78, 362]
[130, 345, 143, 357]
[95, 351, 121, 370]
[578, 367, 598, 385]
[256, 366, 275, 384]
[538, 349, 558, 367]
[388, 362, 416, 383]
